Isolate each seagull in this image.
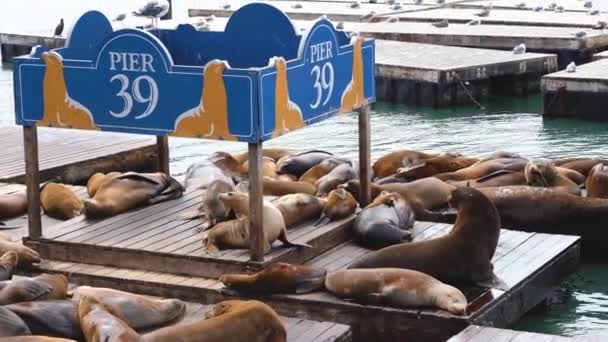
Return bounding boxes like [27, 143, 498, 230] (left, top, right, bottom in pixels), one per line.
[222, 3, 231, 9]
[361, 11, 377, 21]
[292, 3, 303, 9]
[132, 0, 170, 30]
[573, 31, 587, 37]
[513, 43, 526, 54]
[546, 2, 557, 10]
[515, 2, 526, 9]
[431, 19, 449, 27]
[205, 15, 215, 22]
[392, 3, 403, 10]
[53, 18, 64, 37]
[466, 18, 481, 25]
[555, 5, 565, 12]
[386, 16, 399, 23]
[566, 62, 576, 72]
[336, 21, 345, 29]
[593, 20, 607, 29]
[584, 1, 593, 9]
[588, 9, 600, 15]
[475, 8, 490, 17]
[386, 0, 396, 4]
[194, 19, 211, 31]
[113, 13, 127, 22]
[350, 1, 360, 9]
[414, 0, 423, 4]
[533, 6, 543, 12]
[437, 0, 445, 4]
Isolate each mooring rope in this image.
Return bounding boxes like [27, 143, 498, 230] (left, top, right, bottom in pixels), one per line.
[452, 72, 485, 110]
[546, 85, 566, 111]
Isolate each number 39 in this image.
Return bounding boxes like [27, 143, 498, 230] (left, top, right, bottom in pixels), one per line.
[110, 74, 159, 119]
[310, 62, 334, 109]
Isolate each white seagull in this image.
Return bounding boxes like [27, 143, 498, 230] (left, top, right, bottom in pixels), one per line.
[566, 62, 576, 73]
[513, 43, 526, 54]
[132, 0, 170, 30]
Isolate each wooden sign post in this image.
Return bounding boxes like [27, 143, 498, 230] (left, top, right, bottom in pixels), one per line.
[14, 3, 376, 262]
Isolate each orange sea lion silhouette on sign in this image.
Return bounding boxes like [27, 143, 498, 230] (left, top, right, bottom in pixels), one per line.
[270, 57, 305, 138]
[340, 35, 368, 113]
[173, 60, 236, 141]
[39, 51, 97, 130]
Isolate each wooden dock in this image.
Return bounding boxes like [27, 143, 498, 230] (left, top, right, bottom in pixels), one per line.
[0, 126, 157, 184]
[452, 0, 599, 12]
[448, 325, 605, 341]
[23, 216, 580, 341]
[542, 58, 608, 121]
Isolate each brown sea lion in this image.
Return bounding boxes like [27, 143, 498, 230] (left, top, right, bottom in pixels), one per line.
[314, 188, 358, 226]
[184, 162, 234, 191]
[553, 158, 608, 177]
[6, 300, 82, 340]
[299, 158, 346, 184]
[586, 163, 608, 198]
[204, 192, 311, 254]
[271, 193, 326, 228]
[78, 295, 141, 342]
[144, 300, 286, 342]
[40, 182, 83, 220]
[315, 161, 358, 196]
[0, 251, 17, 281]
[433, 157, 527, 182]
[525, 160, 580, 195]
[233, 148, 295, 164]
[242, 157, 278, 179]
[276, 174, 297, 182]
[220, 262, 327, 294]
[72, 286, 185, 330]
[0, 305, 31, 337]
[353, 192, 415, 249]
[446, 171, 527, 188]
[0, 192, 27, 220]
[276, 150, 333, 177]
[325, 268, 467, 315]
[340, 178, 456, 222]
[177, 179, 235, 231]
[0, 273, 68, 305]
[349, 187, 508, 291]
[84, 172, 184, 219]
[372, 149, 438, 180]
[86, 172, 122, 197]
[0, 233, 40, 266]
[392, 155, 480, 182]
[262, 177, 316, 196]
[208, 151, 245, 181]
[556, 167, 585, 185]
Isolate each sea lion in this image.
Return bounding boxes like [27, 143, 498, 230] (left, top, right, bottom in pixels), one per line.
[0, 251, 17, 281]
[340, 179, 456, 222]
[177, 179, 235, 231]
[208, 151, 245, 181]
[232, 148, 295, 164]
[393, 155, 480, 181]
[262, 177, 316, 196]
[86, 172, 122, 197]
[353, 192, 415, 249]
[0, 273, 68, 305]
[271, 193, 326, 228]
[0, 233, 40, 266]
[144, 300, 286, 342]
[0, 337, 77, 341]
[325, 268, 467, 315]
[446, 170, 527, 188]
[524, 160, 580, 195]
[204, 192, 311, 254]
[315, 161, 358, 196]
[433, 157, 527, 182]
[242, 157, 278, 179]
[6, 300, 82, 340]
[276, 174, 297, 182]
[0, 305, 31, 337]
[553, 158, 608, 177]
[40, 182, 83, 220]
[0, 192, 27, 220]
[84, 172, 184, 219]
[349, 187, 508, 291]
[220, 262, 327, 294]
[78, 295, 141, 342]
[586, 163, 608, 198]
[71, 286, 186, 330]
[372, 149, 438, 179]
[276, 150, 333, 177]
[184, 161, 234, 191]
[299, 158, 347, 184]
[314, 188, 358, 226]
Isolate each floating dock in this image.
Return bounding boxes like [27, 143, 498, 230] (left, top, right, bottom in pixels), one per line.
[452, 0, 598, 12]
[542, 58, 608, 121]
[25, 216, 580, 341]
[447, 325, 604, 341]
[0, 127, 157, 184]
[593, 50, 608, 60]
[0, 32, 64, 63]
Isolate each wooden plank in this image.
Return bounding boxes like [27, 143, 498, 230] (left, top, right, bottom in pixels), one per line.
[156, 136, 170, 174]
[357, 105, 371, 207]
[23, 126, 41, 238]
[248, 142, 265, 262]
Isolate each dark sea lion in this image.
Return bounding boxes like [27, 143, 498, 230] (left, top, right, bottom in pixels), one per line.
[78, 295, 141, 342]
[315, 161, 358, 196]
[394, 155, 480, 181]
[525, 160, 580, 195]
[144, 300, 286, 342]
[40, 182, 83, 220]
[177, 179, 235, 231]
[553, 158, 608, 177]
[271, 193, 326, 228]
[242, 156, 278, 179]
[314, 188, 358, 226]
[0, 305, 31, 337]
[372, 149, 438, 179]
[276, 150, 333, 177]
[446, 170, 527, 188]
[341, 178, 456, 222]
[72, 286, 185, 330]
[183, 162, 234, 191]
[0, 233, 40, 266]
[262, 177, 316, 196]
[0, 192, 27, 220]
[0, 251, 17, 281]
[232, 148, 295, 164]
[84, 172, 184, 219]
[353, 192, 415, 249]
[6, 300, 82, 340]
[433, 157, 527, 182]
[219, 262, 327, 294]
[0, 273, 68, 305]
[325, 268, 467, 315]
[299, 158, 346, 184]
[349, 187, 508, 291]
[86, 172, 122, 197]
[586, 163, 608, 198]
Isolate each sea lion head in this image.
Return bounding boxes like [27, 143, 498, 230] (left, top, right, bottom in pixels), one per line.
[276, 156, 301, 176]
[525, 160, 558, 187]
[218, 192, 249, 214]
[589, 163, 608, 177]
[448, 187, 496, 214]
[209, 151, 244, 176]
[317, 189, 358, 226]
[432, 283, 467, 316]
[219, 262, 327, 294]
[337, 179, 361, 200]
[0, 251, 18, 273]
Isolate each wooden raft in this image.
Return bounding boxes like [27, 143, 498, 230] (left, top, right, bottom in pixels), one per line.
[447, 325, 604, 342]
[0, 126, 157, 184]
[23, 189, 355, 279]
[26, 220, 580, 341]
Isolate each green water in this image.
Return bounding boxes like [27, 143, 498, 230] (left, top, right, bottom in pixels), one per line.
[3, 1, 608, 339]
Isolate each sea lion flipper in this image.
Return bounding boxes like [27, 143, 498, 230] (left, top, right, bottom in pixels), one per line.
[313, 214, 331, 227]
[476, 272, 510, 291]
[278, 231, 312, 249]
[176, 209, 205, 221]
[1, 279, 52, 303]
[476, 169, 514, 183]
[115, 172, 162, 185]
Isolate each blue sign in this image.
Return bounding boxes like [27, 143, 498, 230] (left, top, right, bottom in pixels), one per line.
[13, 3, 375, 143]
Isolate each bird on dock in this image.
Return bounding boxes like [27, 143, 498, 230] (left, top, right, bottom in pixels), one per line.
[222, 3, 231, 9]
[386, 16, 399, 23]
[593, 20, 607, 29]
[132, 0, 170, 30]
[513, 43, 526, 54]
[431, 19, 449, 28]
[194, 19, 211, 31]
[391, 3, 403, 10]
[588, 9, 600, 16]
[546, 2, 557, 11]
[414, 0, 424, 4]
[292, 3, 303, 9]
[437, 0, 445, 4]
[205, 15, 215, 22]
[554, 5, 565, 13]
[350, 1, 361, 9]
[533, 6, 543, 12]
[475, 8, 490, 17]
[336, 21, 345, 29]
[53, 18, 64, 37]
[584, 1, 593, 9]
[387, 0, 396, 4]
[466, 18, 481, 25]
[113, 13, 127, 22]
[361, 11, 377, 21]
[573, 31, 587, 38]
[566, 62, 576, 73]
[515, 2, 526, 9]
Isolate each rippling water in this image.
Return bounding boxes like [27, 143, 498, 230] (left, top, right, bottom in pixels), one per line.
[2, 0, 608, 339]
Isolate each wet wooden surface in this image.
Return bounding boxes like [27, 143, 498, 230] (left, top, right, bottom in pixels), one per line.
[447, 325, 605, 341]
